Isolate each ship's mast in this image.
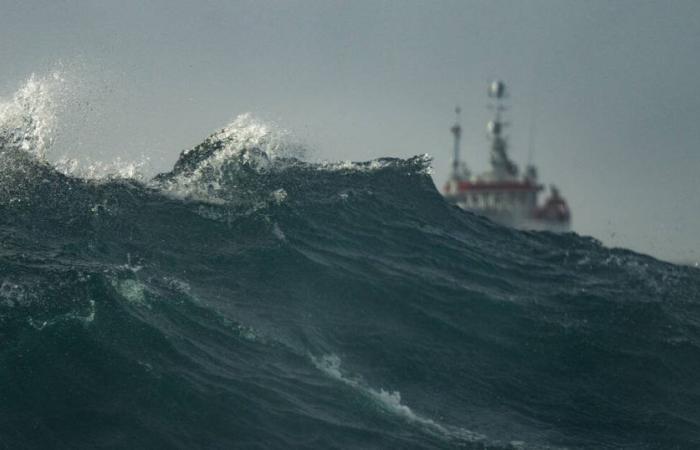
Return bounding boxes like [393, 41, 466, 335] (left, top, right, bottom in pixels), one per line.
[487, 80, 518, 178]
[450, 106, 462, 178]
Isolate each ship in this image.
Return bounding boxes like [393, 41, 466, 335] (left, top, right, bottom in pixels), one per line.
[443, 80, 571, 232]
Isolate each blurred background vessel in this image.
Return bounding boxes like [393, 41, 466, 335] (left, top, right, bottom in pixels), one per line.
[443, 80, 571, 232]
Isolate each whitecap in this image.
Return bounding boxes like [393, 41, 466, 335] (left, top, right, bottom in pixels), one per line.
[311, 353, 485, 443]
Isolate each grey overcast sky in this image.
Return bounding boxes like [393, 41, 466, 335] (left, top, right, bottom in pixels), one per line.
[1, 0, 699, 262]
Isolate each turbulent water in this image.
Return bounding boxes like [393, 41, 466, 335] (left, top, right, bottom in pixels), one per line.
[1, 76, 700, 450]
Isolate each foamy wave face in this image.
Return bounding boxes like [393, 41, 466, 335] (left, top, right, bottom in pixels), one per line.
[0, 73, 64, 159]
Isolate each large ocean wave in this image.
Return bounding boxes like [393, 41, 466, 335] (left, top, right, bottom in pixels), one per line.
[1, 75, 699, 449]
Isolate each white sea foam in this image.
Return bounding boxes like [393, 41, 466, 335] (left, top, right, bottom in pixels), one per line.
[111, 278, 149, 308]
[54, 155, 151, 181]
[235, 323, 259, 342]
[271, 223, 286, 241]
[311, 353, 485, 443]
[270, 188, 288, 204]
[80, 299, 96, 324]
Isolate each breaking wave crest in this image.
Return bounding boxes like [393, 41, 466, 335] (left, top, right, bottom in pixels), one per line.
[0, 72, 62, 158]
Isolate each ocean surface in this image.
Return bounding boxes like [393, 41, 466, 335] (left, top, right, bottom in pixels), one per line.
[2, 75, 700, 450]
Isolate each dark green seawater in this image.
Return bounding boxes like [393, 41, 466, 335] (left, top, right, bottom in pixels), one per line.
[1, 117, 700, 449]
